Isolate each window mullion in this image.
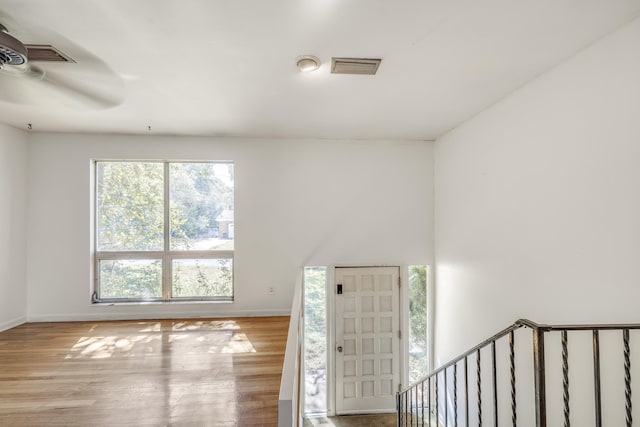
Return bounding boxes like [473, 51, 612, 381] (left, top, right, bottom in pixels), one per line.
[96, 251, 164, 259]
[163, 161, 171, 300]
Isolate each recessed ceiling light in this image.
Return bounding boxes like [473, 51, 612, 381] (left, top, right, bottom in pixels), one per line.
[296, 55, 321, 72]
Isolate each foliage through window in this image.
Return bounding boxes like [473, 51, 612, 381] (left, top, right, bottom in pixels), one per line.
[409, 265, 428, 383]
[303, 266, 327, 414]
[95, 161, 234, 301]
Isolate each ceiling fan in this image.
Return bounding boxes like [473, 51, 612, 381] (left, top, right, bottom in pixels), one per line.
[0, 13, 124, 109]
[0, 23, 26, 68]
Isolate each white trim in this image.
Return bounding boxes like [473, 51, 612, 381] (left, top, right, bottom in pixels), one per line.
[0, 316, 27, 332]
[26, 309, 290, 323]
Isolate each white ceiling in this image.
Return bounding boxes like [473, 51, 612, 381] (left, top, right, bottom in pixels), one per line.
[0, 0, 639, 140]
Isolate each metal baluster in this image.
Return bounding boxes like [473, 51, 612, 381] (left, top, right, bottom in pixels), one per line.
[436, 373, 439, 427]
[445, 369, 448, 427]
[404, 391, 409, 427]
[406, 385, 409, 427]
[532, 326, 547, 427]
[417, 385, 420, 427]
[624, 329, 632, 427]
[404, 391, 408, 427]
[422, 380, 425, 427]
[562, 331, 569, 427]
[465, 356, 469, 427]
[510, 331, 516, 427]
[478, 348, 482, 427]
[409, 387, 413, 426]
[492, 340, 498, 427]
[416, 385, 420, 427]
[418, 385, 421, 427]
[454, 363, 458, 427]
[398, 392, 403, 427]
[593, 330, 602, 427]
[428, 377, 432, 427]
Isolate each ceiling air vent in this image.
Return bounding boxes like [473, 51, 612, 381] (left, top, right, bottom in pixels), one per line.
[25, 45, 75, 62]
[331, 57, 381, 75]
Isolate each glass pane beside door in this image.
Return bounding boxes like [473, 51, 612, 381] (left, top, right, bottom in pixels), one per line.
[303, 266, 327, 415]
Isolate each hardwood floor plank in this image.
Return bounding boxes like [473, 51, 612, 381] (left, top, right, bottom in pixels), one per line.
[0, 317, 289, 426]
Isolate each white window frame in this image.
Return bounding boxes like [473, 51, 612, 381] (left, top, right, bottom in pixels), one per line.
[93, 160, 234, 303]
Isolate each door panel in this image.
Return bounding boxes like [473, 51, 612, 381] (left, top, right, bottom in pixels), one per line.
[335, 266, 400, 414]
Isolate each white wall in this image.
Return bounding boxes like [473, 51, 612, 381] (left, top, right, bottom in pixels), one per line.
[26, 134, 433, 321]
[0, 124, 28, 331]
[434, 16, 640, 425]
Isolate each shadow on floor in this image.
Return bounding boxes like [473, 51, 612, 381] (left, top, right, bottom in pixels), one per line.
[303, 413, 397, 427]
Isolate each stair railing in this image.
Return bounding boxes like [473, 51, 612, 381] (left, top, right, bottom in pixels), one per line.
[397, 319, 640, 427]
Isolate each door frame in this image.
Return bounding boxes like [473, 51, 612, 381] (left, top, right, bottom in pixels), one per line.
[327, 265, 408, 416]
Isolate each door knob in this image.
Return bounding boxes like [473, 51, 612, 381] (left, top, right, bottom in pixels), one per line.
[337, 346, 343, 352]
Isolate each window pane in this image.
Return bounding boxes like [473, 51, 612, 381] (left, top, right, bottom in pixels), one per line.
[170, 163, 234, 251]
[99, 259, 162, 299]
[409, 265, 428, 383]
[172, 258, 233, 298]
[97, 162, 164, 251]
[95, 161, 235, 302]
[304, 266, 327, 414]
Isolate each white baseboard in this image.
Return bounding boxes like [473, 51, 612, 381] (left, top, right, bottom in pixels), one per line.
[27, 309, 291, 323]
[0, 316, 27, 332]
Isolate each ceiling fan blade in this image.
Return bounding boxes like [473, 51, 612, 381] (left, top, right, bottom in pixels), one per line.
[0, 64, 45, 104]
[0, 9, 125, 109]
[40, 67, 124, 108]
[0, 64, 123, 109]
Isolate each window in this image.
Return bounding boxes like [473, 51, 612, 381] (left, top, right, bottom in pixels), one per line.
[94, 161, 234, 302]
[303, 266, 327, 415]
[408, 265, 428, 383]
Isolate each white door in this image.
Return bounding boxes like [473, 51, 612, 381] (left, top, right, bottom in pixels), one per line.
[335, 266, 400, 414]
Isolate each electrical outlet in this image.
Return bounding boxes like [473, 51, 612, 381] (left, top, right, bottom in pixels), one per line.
[268, 286, 275, 295]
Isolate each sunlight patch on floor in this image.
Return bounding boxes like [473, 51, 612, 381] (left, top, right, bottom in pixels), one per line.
[65, 335, 152, 359]
[65, 320, 256, 359]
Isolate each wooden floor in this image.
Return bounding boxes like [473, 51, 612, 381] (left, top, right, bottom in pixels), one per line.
[303, 414, 397, 427]
[0, 316, 289, 426]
